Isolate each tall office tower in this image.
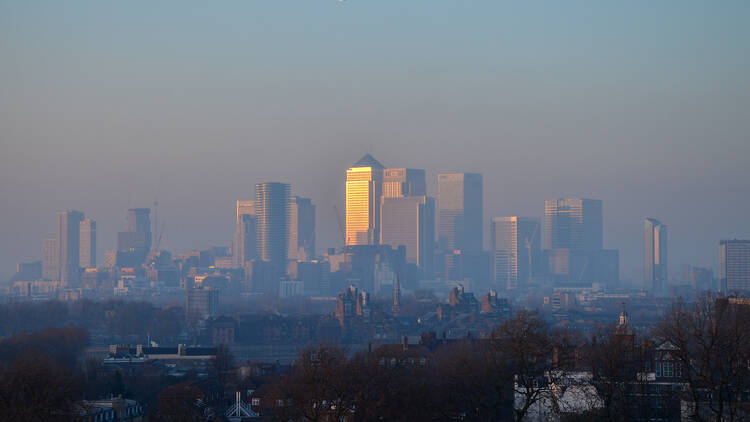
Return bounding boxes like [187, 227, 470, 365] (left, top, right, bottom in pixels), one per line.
[116, 208, 152, 267]
[346, 154, 385, 246]
[491, 217, 540, 290]
[544, 198, 603, 252]
[719, 239, 750, 293]
[127, 208, 151, 234]
[383, 168, 426, 198]
[437, 173, 483, 253]
[186, 286, 219, 322]
[233, 200, 256, 268]
[42, 237, 58, 280]
[256, 182, 291, 281]
[288, 196, 316, 261]
[380, 196, 435, 276]
[57, 210, 84, 286]
[79, 218, 96, 269]
[644, 218, 668, 293]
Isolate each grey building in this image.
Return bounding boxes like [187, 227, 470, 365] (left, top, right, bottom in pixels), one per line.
[79, 218, 96, 269]
[719, 239, 750, 293]
[288, 196, 315, 261]
[233, 200, 256, 268]
[42, 237, 58, 280]
[380, 195, 435, 277]
[383, 168, 426, 198]
[644, 218, 668, 293]
[491, 216, 540, 290]
[256, 182, 291, 285]
[57, 210, 84, 286]
[437, 172, 483, 254]
[544, 198, 603, 252]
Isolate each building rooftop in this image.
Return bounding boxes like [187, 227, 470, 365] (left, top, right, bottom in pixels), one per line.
[352, 153, 384, 169]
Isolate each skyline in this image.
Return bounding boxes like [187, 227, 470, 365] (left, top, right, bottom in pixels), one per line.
[2, 1, 750, 280]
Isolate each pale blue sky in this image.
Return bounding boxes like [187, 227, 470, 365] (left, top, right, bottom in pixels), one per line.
[1, 1, 749, 282]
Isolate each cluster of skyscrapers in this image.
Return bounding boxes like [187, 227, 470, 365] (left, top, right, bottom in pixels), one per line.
[23, 153, 750, 297]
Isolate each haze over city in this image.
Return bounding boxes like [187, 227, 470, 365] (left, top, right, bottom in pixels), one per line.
[2, 1, 749, 282]
[4, 2, 750, 421]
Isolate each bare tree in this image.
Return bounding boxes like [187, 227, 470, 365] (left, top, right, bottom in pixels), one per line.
[655, 294, 750, 422]
[491, 310, 556, 422]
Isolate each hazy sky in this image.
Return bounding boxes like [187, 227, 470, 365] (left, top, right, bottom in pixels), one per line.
[1, 1, 749, 282]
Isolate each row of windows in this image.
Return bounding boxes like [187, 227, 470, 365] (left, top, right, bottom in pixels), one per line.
[655, 361, 682, 378]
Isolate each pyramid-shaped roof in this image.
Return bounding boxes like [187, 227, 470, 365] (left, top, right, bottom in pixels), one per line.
[352, 153, 384, 169]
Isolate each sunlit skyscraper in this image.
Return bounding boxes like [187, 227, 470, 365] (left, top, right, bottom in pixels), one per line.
[491, 216, 540, 290]
[346, 154, 384, 246]
[719, 239, 750, 293]
[380, 195, 435, 276]
[57, 210, 84, 286]
[644, 218, 668, 293]
[288, 196, 316, 261]
[79, 218, 96, 268]
[382, 168, 426, 198]
[233, 200, 256, 268]
[437, 172, 483, 253]
[256, 182, 290, 283]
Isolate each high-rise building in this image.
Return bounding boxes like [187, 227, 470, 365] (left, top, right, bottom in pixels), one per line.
[383, 168, 426, 198]
[57, 210, 84, 286]
[346, 154, 385, 246]
[256, 182, 291, 282]
[42, 237, 58, 280]
[380, 195, 435, 276]
[437, 172, 483, 253]
[644, 218, 668, 293]
[127, 208, 151, 235]
[544, 198, 603, 252]
[719, 240, 750, 293]
[233, 200, 256, 268]
[117, 208, 151, 266]
[491, 217, 540, 290]
[288, 196, 316, 261]
[186, 286, 219, 322]
[79, 218, 96, 269]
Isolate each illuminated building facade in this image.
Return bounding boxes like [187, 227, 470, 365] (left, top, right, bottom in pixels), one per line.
[644, 218, 668, 293]
[346, 154, 384, 246]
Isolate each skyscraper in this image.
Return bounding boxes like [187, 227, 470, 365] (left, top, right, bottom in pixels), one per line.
[117, 208, 151, 267]
[57, 210, 84, 286]
[346, 154, 384, 246]
[127, 208, 151, 235]
[79, 218, 96, 269]
[42, 237, 57, 280]
[491, 217, 540, 290]
[543, 198, 603, 252]
[437, 172, 483, 253]
[382, 168, 426, 198]
[233, 200, 256, 268]
[380, 195, 435, 276]
[288, 196, 316, 261]
[719, 239, 750, 293]
[644, 218, 668, 293]
[256, 182, 290, 282]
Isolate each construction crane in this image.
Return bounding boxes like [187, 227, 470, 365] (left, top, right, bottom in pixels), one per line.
[333, 205, 345, 246]
[524, 221, 539, 281]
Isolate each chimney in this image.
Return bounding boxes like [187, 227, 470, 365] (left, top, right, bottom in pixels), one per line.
[402, 335, 408, 351]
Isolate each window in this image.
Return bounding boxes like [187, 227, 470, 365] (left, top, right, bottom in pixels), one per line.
[252, 398, 260, 406]
[655, 362, 662, 377]
[675, 364, 682, 378]
[663, 362, 673, 377]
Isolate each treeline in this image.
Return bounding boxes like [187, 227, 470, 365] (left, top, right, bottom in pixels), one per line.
[0, 326, 88, 422]
[0, 299, 183, 343]
[260, 295, 750, 422]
